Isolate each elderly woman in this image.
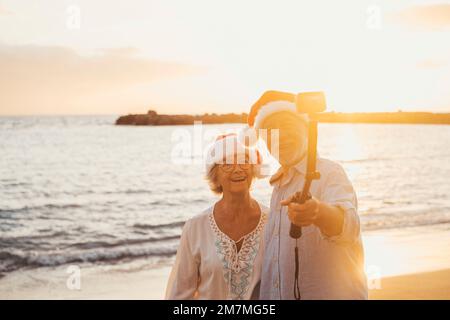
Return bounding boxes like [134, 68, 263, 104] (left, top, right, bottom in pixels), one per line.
[165, 133, 269, 300]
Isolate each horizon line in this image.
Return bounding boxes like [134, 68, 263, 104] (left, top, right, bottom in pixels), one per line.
[1, 110, 450, 117]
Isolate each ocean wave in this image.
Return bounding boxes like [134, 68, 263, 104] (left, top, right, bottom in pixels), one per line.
[0, 251, 28, 273]
[0, 244, 178, 273]
[362, 218, 450, 231]
[0, 231, 70, 242]
[0, 204, 83, 214]
[0, 182, 32, 188]
[339, 158, 386, 164]
[103, 189, 153, 195]
[132, 221, 185, 230]
[66, 235, 180, 250]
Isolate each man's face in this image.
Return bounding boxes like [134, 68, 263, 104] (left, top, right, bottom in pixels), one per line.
[260, 112, 307, 167]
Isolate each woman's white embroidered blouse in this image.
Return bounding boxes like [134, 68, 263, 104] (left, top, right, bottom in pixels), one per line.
[165, 204, 268, 300]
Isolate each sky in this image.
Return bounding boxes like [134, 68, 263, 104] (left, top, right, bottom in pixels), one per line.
[0, 0, 449, 115]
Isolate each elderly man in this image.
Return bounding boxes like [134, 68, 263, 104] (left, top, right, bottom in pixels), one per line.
[246, 91, 368, 300]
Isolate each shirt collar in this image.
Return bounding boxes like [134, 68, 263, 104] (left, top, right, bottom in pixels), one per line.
[269, 152, 320, 187]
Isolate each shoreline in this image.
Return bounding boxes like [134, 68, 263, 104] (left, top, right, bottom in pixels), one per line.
[1, 223, 449, 300]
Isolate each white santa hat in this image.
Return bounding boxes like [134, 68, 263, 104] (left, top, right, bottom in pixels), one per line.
[238, 91, 308, 146]
[205, 133, 264, 177]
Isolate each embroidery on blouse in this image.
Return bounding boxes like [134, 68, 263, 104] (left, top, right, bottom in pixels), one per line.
[208, 210, 267, 300]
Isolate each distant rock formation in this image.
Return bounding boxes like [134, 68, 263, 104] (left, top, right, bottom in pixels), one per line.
[115, 110, 450, 125]
[115, 110, 247, 125]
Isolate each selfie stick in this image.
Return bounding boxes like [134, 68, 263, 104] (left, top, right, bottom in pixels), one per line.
[289, 92, 325, 238]
[289, 114, 321, 238]
[287, 92, 326, 300]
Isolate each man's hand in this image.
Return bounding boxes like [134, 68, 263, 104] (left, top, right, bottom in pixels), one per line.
[281, 194, 345, 237]
[280, 195, 321, 227]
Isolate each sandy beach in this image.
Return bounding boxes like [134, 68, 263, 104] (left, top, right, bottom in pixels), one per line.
[369, 269, 450, 300]
[1, 223, 449, 300]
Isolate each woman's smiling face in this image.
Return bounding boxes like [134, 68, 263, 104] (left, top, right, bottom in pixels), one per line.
[217, 154, 254, 195]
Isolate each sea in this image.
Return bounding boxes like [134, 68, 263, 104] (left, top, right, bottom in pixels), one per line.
[1, 115, 449, 277]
